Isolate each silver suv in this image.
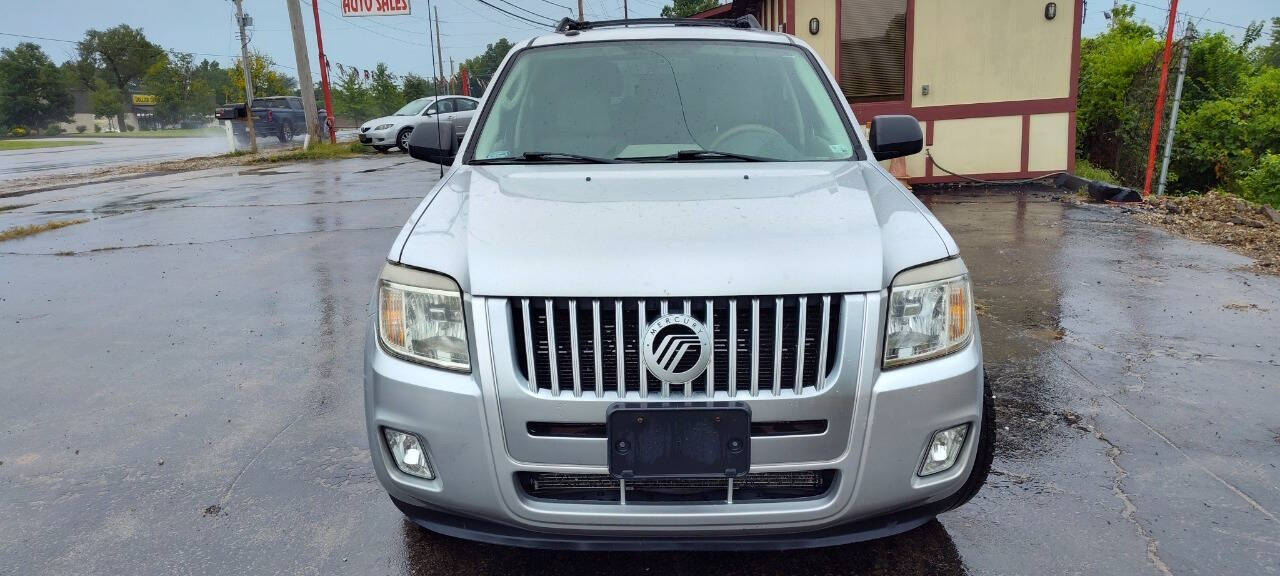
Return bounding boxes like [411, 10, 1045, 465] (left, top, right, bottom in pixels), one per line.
[365, 16, 992, 550]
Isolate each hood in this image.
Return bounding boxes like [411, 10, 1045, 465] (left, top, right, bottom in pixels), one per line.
[361, 115, 401, 129]
[393, 162, 954, 297]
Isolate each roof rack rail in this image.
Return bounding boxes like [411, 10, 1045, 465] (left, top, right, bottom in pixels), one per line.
[554, 15, 762, 33]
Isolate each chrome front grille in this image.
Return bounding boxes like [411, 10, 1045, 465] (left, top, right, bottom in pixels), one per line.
[511, 296, 841, 398]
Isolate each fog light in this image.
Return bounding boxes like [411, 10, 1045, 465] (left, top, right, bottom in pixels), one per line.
[919, 424, 969, 476]
[384, 428, 435, 480]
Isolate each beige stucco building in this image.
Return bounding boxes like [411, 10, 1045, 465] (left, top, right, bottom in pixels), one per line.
[695, 0, 1082, 184]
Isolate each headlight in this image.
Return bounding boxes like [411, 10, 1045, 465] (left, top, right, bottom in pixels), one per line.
[374, 123, 394, 130]
[884, 259, 973, 368]
[377, 264, 470, 371]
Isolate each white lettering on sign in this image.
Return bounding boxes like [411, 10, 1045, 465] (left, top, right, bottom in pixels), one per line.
[341, 0, 411, 17]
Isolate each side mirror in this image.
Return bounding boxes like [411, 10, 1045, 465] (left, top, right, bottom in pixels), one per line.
[406, 120, 455, 164]
[869, 115, 923, 161]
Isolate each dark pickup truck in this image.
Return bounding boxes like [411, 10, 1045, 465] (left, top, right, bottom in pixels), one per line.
[215, 96, 326, 144]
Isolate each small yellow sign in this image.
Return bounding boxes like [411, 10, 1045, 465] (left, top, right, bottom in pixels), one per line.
[132, 94, 158, 106]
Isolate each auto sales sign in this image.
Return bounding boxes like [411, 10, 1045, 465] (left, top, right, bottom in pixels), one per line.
[341, 0, 411, 17]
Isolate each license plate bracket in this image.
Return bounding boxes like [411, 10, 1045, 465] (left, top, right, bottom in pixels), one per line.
[606, 402, 750, 479]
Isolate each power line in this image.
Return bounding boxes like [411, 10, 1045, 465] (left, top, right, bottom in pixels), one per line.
[451, 0, 545, 31]
[491, 0, 558, 22]
[531, 0, 575, 12]
[471, 0, 555, 27]
[1126, 0, 1248, 30]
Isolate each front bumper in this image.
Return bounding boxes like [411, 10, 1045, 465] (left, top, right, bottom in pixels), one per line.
[364, 292, 984, 544]
[358, 127, 395, 145]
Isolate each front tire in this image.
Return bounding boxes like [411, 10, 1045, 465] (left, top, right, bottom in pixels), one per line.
[277, 121, 294, 143]
[396, 127, 413, 152]
[941, 371, 995, 512]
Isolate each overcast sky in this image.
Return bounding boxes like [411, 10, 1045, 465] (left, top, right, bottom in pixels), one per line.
[0, 0, 1274, 86]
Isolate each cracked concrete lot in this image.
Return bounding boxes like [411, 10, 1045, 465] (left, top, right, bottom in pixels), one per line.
[1, 158, 1277, 574]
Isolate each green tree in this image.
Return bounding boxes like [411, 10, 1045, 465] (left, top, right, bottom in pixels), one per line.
[194, 59, 232, 106]
[1075, 4, 1160, 169]
[660, 0, 718, 18]
[0, 43, 74, 134]
[401, 73, 431, 101]
[333, 67, 374, 120]
[90, 79, 123, 130]
[369, 63, 402, 116]
[145, 52, 216, 127]
[452, 38, 515, 93]
[1175, 68, 1280, 194]
[77, 25, 165, 129]
[1255, 17, 1280, 69]
[1181, 30, 1252, 110]
[225, 51, 291, 102]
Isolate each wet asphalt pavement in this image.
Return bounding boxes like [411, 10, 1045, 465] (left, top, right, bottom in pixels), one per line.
[1, 159, 1277, 575]
[0, 137, 233, 182]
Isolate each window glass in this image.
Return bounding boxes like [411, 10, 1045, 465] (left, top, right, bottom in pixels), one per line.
[839, 0, 907, 103]
[288, 98, 303, 110]
[435, 99, 456, 114]
[470, 40, 855, 162]
[456, 98, 478, 111]
[394, 97, 432, 116]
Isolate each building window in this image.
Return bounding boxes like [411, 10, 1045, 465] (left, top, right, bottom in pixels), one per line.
[839, 0, 908, 103]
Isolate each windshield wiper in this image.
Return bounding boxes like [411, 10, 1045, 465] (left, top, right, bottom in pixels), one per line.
[631, 149, 774, 162]
[473, 152, 629, 165]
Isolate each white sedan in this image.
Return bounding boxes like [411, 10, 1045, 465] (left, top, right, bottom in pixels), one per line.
[358, 95, 480, 152]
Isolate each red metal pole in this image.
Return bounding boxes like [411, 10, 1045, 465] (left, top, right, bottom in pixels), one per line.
[311, 0, 337, 144]
[1142, 0, 1179, 196]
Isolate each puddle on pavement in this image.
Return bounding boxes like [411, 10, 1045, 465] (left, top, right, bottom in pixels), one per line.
[921, 187, 1076, 462]
[93, 194, 191, 215]
[234, 169, 294, 176]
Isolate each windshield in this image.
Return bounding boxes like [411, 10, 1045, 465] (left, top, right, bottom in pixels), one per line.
[470, 40, 857, 163]
[394, 97, 433, 116]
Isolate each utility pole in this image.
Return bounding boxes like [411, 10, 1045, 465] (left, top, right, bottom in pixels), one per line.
[1157, 19, 1193, 196]
[233, 0, 257, 153]
[434, 6, 445, 88]
[311, 0, 336, 143]
[449, 57, 455, 93]
[286, 0, 319, 146]
[623, 0, 628, 19]
[1142, 0, 1179, 196]
[578, 0, 584, 21]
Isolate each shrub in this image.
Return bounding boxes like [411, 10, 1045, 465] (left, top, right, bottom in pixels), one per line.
[124, 124, 135, 132]
[45, 124, 64, 136]
[1240, 153, 1280, 208]
[76, 125, 88, 133]
[8, 126, 28, 137]
[93, 124, 102, 133]
[1074, 158, 1120, 185]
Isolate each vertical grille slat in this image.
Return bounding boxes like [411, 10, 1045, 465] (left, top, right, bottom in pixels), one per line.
[592, 300, 603, 398]
[750, 298, 760, 397]
[569, 301, 582, 397]
[521, 299, 536, 392]
[728, 299, 738, 397]
[795, 296, 807, 395]
[638, 300, 648, 399]
[772, 297, 783, 397]
[512, 295, 841, 398]
[545, 299, 559, 396]
[818, 296, 831, 390]
[615, 300, 625, 398]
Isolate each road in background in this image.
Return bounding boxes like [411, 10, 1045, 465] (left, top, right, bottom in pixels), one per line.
[0, 130, 362, 182]
[0, 169, 1276, 574]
